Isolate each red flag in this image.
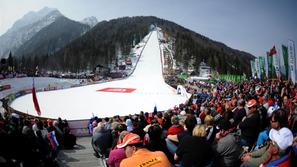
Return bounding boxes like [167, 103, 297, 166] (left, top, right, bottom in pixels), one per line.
[269, 46, 277, 56]
[32, 87, 41, 116]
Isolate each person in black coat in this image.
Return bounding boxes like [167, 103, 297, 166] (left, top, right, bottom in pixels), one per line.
[92, 122, 112, 158]
[175, 125, 214, 167]
[238, 99, 260, 147]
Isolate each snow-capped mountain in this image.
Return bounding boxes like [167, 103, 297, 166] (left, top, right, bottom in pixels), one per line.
[15, 16, 90, 57]
[0, 8, 62, 58]
[80, 16, 98, 28]
[7, 7, 56, 33]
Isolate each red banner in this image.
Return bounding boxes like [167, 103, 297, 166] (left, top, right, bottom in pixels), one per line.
[97, 87, 136, 93]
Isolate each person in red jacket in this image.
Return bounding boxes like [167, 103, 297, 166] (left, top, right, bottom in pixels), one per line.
[167, 115, 184, 136]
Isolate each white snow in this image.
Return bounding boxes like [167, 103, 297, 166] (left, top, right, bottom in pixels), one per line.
[80, 16, 98, 28]
[10, 30, 190, 120]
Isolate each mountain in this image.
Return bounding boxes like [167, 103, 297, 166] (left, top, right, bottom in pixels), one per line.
[43, 16, 254, 74]
[80, 16, 98, 28]
[15, 16, 90, 57]
[0, 8, 62, 58]
[7, 7, 56, 33]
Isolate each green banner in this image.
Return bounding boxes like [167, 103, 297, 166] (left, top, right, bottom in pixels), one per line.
[219, 74, 245, 82]
[259, 57, 265, 79]
[267, 52, 275, 78]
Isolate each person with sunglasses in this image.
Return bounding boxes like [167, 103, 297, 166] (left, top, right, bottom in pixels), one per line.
[240, 127, 293, 167]
[240, 109, 292, 167]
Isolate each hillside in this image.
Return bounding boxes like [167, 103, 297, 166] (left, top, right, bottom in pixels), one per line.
[18, 16, 255, 75]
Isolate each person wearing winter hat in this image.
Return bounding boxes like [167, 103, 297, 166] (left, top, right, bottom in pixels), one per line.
[118, 133, 171, 167]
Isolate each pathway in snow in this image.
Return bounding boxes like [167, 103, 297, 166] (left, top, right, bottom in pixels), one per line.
[10, 30, 190, 120]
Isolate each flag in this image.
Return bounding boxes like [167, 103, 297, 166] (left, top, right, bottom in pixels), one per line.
[267, 52, 275, 78]
[47, 131, 59, 150]
[259, 57, 266, 79]
[282, 45, 289, 79]
[32, 86, 41, 116]
[264, 54, 269, 78]
[288, 40, 296, 83]
[269, 46, 277, 56]
[250, 60, 256, 78]
[255, 58, 261, 78]
[274, 47, 281, 78]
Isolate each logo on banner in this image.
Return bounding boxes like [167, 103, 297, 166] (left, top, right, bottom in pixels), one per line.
[97, 87, 136, 93]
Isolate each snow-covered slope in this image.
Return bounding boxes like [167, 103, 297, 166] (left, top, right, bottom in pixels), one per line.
[10, 29, 190, 120]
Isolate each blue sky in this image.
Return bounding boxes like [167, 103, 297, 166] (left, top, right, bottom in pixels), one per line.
[0, 0, 296, 56]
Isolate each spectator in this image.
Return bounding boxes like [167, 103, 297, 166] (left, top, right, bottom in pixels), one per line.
[238, 99, 260, 147]
[166, 115, 197, 155]
[175, 125, 214, 167]
[232, 99, 246, 127]
[204, 115, 217, 142]
[166, 115, 184, 136]
[107, 131, 129, 167]
[92, 122, 112, 158]
[213, 119, 241, 167]
[117, 133, 171, 167]
[146, 124, 173, 163]
[256, 108, 289, 149]
[111, 123, 127, 149]
[241, 127, 293, 167]
[125, 119, 133, 132]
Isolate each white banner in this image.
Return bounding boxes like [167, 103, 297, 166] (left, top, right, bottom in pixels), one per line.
[264, 54, 269, 78]
[255, 58, 261, 79]
[274, 47, 281, 78]
[288, 40, 296, 83]
[250, 60, 256, 78]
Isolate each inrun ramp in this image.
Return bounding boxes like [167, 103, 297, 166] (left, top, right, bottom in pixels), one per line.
[10, 30, 190, 120]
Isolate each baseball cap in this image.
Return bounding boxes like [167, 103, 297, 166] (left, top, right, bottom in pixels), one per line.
[116, 133, 143, 148]
[246, 99, 257, 108]
[269, 127, 293, 151]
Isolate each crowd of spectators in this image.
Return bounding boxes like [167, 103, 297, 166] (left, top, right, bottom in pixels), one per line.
[0, 112, 76, 167]
[1, 77, 297, 167]
[89, 79, 297, 167]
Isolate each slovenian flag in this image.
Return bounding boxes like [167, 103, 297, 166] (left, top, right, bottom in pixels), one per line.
[48, 131, 59, 150]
